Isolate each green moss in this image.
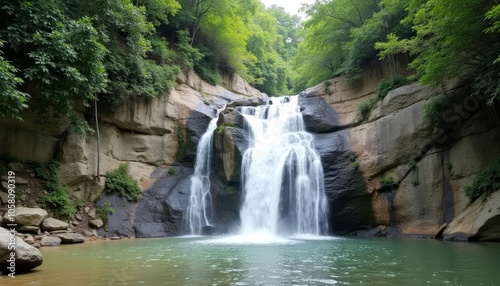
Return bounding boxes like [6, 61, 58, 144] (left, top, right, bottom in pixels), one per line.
[104, 163, 141, 201]
[176, 122, 192, 162]
[465, 159, 500, 203]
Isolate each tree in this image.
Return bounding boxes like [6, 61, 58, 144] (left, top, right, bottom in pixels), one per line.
[376, 0, 500, 105]
[291, 0, 380, 91]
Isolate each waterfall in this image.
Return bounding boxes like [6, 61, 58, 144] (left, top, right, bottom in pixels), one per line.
[239, 96, 328, 236]
[186, 112, 220, 235]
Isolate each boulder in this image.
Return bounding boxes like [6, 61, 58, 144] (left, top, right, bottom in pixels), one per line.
[226, 97, 266, 108]
[298, 95, 342, 133]
[16, 177, 29, 185]
[16, 226, 40, 235]
[443, 191, 500, 241]
[23, 234, 35, 245]
[41, 218, 69, 231]
[214, 126, 248, 183]
[7, 162, 24, 172]
[54, 233, 85, 244]
[0, 227, 43, 272]
[88, 219, 104, 229]
[2, 207, 48, 226]
[40, 236, 61, 247]
[0, 191, 8, 204]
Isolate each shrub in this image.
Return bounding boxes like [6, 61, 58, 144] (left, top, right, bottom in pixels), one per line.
[375, 75, 410, 100]
[352, 161, 360, 170]
[168, 167, 175, 175]
[104, 163, 141, 201]
[380, 176, 397, 186]
[423, 94, 450, 125]
[464, 160, 500, 203]
[96, 201, 114, 231]
[357, 97, 378, 122]
[35, 161, 76, 218]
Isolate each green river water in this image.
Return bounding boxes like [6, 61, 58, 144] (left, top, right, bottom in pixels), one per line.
[4, 235, 500, 285]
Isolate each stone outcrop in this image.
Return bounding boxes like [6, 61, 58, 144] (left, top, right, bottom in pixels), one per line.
[0, 227, 43, 272]
[443, 191, 500, 241]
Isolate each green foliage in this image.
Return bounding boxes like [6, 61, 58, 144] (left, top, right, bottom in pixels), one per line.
[96, 201, 114, 230]
[408, 159, 416, 169]
[375, 75, 410, 100]
[380, 176, 397, 186]
[70, 118, 95, 141]
[104, 163, 141, 201]
[376, 0, 500, 106]
[0, 42, 30, 119]
[357, 97, 378, 122]
[75, 198, 86, 210]
[423, 94, 449, 125]
[352, 161, 360, 170]
[292, 0, 408, 90]
[349, 154, 356, 162]
[216, 122, 236, 134]
[464, 160, 500, 203]
[168, 167, 176, 175]
[35, 161, 76, 218]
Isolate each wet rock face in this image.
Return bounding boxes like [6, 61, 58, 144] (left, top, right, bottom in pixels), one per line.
[312, 132, 375, 234]
[96, 193, 136, 238]
[298, 94, 342, 133]
[133, 166, 193, 238]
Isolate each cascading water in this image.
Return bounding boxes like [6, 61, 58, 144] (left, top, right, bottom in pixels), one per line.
[239, 96, 328, 236]
[186, 113, 220, 235]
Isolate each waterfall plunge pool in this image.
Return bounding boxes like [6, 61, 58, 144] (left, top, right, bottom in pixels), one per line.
[10, 236, 500, 285]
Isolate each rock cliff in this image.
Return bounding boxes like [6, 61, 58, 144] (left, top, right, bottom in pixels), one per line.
[298, 60, 500, 238]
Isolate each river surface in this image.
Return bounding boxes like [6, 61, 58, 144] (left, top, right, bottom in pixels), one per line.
[7, 236, 500, 285]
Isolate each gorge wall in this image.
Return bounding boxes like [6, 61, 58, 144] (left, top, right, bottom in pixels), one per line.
[297, 61, 500, 240]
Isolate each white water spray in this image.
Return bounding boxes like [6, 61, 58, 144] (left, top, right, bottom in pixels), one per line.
[187, 111, 221, 235]
[239, 96, 328, 236]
